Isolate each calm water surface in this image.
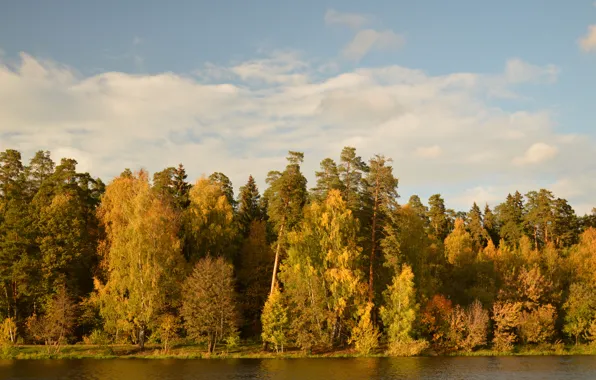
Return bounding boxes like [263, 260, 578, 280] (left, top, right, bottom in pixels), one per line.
[1, 356, 596, 379]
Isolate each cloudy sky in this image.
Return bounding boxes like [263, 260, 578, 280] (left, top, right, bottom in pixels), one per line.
[1, 0, 595, 213]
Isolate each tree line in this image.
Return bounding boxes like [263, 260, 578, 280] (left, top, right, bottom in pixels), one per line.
[1, 147, 596, 354]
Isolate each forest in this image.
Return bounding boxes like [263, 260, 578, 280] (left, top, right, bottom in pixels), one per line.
[1, 147, 596, 357]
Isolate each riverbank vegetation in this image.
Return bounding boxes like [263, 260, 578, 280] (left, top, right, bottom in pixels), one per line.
[1, 147, 596, 359]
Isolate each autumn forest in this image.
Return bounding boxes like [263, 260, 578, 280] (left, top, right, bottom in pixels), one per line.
[1, 147, 596, 357]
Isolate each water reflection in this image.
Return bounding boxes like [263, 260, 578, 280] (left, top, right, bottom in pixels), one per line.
[1, 356, 596, 380]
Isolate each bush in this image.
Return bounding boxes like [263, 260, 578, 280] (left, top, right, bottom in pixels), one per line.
[350, 303, 379, 355]
[82, 329, 110, 346]
[388, 340, 429, 356]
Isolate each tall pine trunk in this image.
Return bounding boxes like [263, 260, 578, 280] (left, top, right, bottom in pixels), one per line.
[270, 221, 285, 294]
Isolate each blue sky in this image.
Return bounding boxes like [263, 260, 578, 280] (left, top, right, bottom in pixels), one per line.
[1, 0, 595, 213]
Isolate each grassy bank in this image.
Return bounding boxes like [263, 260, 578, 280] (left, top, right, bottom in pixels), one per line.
[2, 342, 596, 359]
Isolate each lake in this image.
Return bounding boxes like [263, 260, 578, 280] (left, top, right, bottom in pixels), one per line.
[1, 356, 596, 379]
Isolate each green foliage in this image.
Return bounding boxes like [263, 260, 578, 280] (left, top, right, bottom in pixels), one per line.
[1, 147, 595, 355]
[261, 287, 289, 353]
[563, 282, 596, 344]
[380, 265, 417, 349]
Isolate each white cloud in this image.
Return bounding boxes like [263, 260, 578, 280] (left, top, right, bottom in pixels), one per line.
[579, 25, 596, 52]
[343, 29, 405, 60]
[324, 9, 370, 29]
[512, 142, 559, 165]
[0, 52, 594, 214]
[504, 58, 558, 84]
[415, 145, 442, 158]
[133, 36, 143, 45]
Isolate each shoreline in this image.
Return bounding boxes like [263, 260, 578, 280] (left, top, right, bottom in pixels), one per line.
[2, 343, 596, 360]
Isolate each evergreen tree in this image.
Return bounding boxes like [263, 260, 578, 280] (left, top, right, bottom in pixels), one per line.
[427, 194, 450, 242]
[483, 204, 499, 246]
[237, 175, 262, 237]
[338, 147, 368, 213]
[467, 202, 486, 250]
[364, 154, 398, 305]
[495, 191, 525, 247]
[209, 172, 236, 210]
[311, 158, 343, 201]
[264, 151, 307, 294]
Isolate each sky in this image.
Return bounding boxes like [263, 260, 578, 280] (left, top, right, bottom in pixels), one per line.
[1, 0, 596, 213]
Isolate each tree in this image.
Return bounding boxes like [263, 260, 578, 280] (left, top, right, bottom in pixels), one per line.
[237, 221, 273, 336]
[26, 150, 55, 195]
[461, 300, 489, 351]
[37, 193, 96, 297]
[518, 304, 557, 344]
[524, 189, 555, 249]
[311, 158, 343, 201]
[157, 314, 180, 353]
[563, 282, 596, 344]
[467, 203, 486, 250]
[280, 190, 364, 350]
[483, 204, 499, 246]
[427, 194, 450, 242]
[495, 192, 525, 247]
[185, 177, 238, 262]
[444, 219, 475, 266]
[261, 287, 289, 353]
[380, 265, 418, 352]
[237, 175, 263, 237]
[338, 147, 368, 213]
[492, 301, 522, 352]
[26, 285, 77, 354]
[421, 295, 453, 351]
[96, 170, 183, 349]
[365, 154, 398, 304]
[350, 302, 379, 354]
[265, 151, 308, 294]
[209, 172, 236, 210]
[181, 256, 238, 353]
[0, 149, 39, 335]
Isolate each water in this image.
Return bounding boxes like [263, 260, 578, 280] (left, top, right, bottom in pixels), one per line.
[1, 356, 596, 379]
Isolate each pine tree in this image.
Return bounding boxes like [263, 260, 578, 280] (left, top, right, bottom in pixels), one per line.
[26, 150, 55, 195]
[495, 191, 525, 247]
[364, 155, 398, 305]
[237, 175, 262, 237]
[209, 172, 236, 210]
[428, 194, 450, 242]
[338, 147, 368, 213]
[311, 158, 343, 201]
[264, 151, 307, 294]
[467, 202, 486, 250]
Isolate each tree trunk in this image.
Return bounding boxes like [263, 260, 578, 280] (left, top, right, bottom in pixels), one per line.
[208, 336, 215, 353]
[138, 327, 145, 350]
[270, 222, 285, 295]
[368, 183, 380, 305]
